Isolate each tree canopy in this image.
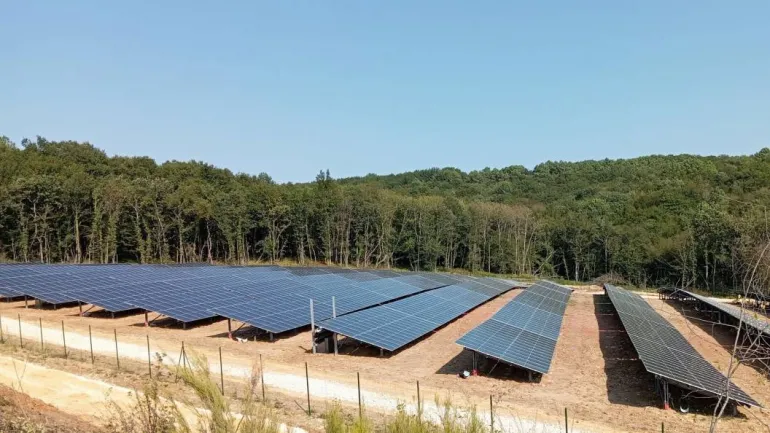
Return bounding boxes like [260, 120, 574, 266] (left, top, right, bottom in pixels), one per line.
[2, 134, 769, 294]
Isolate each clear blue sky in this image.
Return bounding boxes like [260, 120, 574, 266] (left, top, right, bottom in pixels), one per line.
[3, 1, 769, 183]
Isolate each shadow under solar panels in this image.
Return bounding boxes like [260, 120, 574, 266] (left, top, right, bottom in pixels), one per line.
[456, 280, 572, 374]
[604, 284, 760, 408]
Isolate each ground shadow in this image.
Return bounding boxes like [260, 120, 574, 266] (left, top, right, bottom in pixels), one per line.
[208, 325, 306, 343]
[594, 294, 658, 408]
[436, 349, 472, 375]
[11, 300, 79, 311]
[130, 315, 224, 330]
[435, 349, 540, 383]
[332, 337, 396, 358]
[81, 308, 144, 319]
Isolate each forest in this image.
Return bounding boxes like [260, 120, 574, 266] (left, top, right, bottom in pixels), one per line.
[2, 135, 770, 294]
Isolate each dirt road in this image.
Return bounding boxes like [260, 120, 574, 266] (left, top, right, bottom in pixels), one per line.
[0, 353, 306, 432]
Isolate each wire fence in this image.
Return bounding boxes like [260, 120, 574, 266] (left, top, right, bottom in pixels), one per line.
[0, 313, 675, 433]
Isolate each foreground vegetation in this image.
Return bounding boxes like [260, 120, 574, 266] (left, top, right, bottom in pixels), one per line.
[106, 353, 490, 433]
[2, 135, 770, 293]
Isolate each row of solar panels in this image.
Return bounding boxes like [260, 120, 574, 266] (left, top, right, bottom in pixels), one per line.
[604, 284, 760, 408]
[318, 278, 520, 351]
[0, 264, 518, 335]
[666, 289, 770, 337]
[456, 280, 573, 374]
[449, 281, 761, 408]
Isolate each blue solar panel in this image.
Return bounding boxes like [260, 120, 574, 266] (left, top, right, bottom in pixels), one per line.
[73, 284, 146, 312]
[0, 265, 504, 333]
[319, 280, 515, 352]
[211, 269, 454, 333]
[213, 297, 334, 333]
[456, 280, 572, 374]
[339, 271, 382, 282]
[605, 284, 760, 408]
[0, 266, 42, 279]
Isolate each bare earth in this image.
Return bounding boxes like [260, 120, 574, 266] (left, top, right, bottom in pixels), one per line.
[0, 382, 102, 432]
[1, 285, 769, 432]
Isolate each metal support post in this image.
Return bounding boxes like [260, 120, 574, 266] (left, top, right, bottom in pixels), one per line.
[309, 299, 316, 354]
[332, 296, 338, 355]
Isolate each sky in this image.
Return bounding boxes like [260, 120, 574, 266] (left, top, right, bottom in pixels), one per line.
[2, 1, 769, 183]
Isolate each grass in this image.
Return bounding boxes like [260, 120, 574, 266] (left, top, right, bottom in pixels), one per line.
[324, 397, 490, 433]
[107, 351, 278, 433]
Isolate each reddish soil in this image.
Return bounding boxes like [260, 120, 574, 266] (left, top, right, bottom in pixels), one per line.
[0, 384, 103, 432]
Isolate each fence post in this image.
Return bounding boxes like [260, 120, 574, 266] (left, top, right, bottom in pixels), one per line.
[260, 353, 266, 402]
[147, 335, 152, 377]
[0, 315, 4, 343]
[305, 362, 311, 416]
[39, 318, 44, 351]
[490, 395, 494, 433]
[17, 314, 22, 348]
[61, 321, 67, 358]
[219, 347, 224, 396]
[357, 372, 362, 418]
[114, 329, 120, 370]
[564, 408, 568, 433]
[182, 341, 188, 369]
[175, 342, 184, 382]
[661, 422, 664, 433]
[88, 325, 94, 364]
[417, 380, 421, 419]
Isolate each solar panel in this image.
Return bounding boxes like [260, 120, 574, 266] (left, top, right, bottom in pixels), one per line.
[669, 289, 770, 336]
[213, 296, 334, 333]
[604, 284, 760, 408]
[319, 280, 515, 352]
[368, 270, 402, 278]
[0, 265, 507, 334]
[339, 271, 383, 282]
[456, 281, 572, 374]
[73, 284, 147, 312]
[288, 267, 332, 276]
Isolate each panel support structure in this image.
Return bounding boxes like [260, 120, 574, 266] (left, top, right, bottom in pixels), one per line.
[310, 299, 316, 354]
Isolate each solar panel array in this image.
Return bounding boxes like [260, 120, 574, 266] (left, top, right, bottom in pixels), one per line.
[210, 273, 451, 333]
[671, 289, 770, 336]
[0, 264, 517, 336]
[318, 276, 518, 351]
[604, 284, 760, 407]
[456, 281, 573, 374]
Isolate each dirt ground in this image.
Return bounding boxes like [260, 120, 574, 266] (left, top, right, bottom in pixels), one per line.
[0, 383, 103, 432]
[2, 285, 770, 432]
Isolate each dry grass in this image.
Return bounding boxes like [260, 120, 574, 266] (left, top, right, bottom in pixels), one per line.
[323, 397, 489, 433]
[106, 351, 278, 433]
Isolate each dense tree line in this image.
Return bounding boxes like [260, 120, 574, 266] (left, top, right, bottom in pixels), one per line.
[2, 135, 769, 293]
